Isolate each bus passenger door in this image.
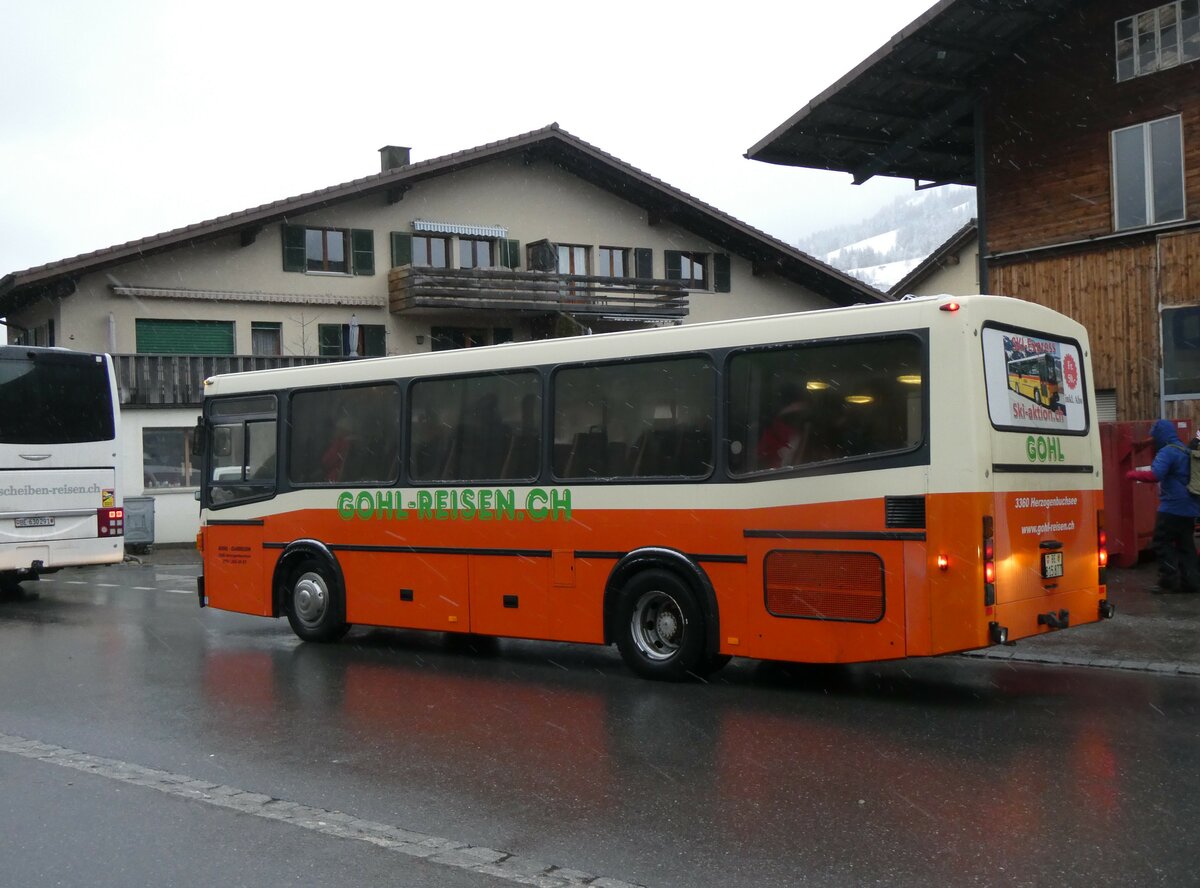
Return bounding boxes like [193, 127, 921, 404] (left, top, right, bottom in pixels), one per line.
[202, 524, 269, 616]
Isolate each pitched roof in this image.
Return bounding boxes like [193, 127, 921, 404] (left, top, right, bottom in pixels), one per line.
[746, 0, 1077, 185]
[887, 219, 977, 298]
[1, 124, 884, 310]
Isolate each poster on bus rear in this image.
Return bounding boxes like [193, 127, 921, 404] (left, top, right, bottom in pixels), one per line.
[982, 327, 1087, 433]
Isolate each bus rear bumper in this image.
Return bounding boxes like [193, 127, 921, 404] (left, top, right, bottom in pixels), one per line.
[992, 587, 1110, 645]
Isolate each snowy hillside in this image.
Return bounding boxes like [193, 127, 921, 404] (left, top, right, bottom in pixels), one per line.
[798, 185, 976, 289]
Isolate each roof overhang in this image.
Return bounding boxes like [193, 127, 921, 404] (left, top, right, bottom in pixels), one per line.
[746, 0, 1078, 185]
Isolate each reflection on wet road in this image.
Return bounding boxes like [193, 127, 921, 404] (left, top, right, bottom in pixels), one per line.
[1, 562, 1197, 888]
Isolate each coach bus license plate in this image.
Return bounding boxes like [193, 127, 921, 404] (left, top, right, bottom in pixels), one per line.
[15, 516, 54, 528]
[1041, 551, 1064, 579]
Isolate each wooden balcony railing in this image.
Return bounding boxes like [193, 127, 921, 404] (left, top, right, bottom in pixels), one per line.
[388, 266, 689, 319]
[114, 353, 335, 408]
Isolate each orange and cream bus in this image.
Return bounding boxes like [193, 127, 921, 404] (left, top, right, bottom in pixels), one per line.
[194, 294, 1113, 680]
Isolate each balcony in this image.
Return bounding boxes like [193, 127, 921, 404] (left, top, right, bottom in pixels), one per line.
[388, 266, 689, 320]
[114, 353, 335, 408]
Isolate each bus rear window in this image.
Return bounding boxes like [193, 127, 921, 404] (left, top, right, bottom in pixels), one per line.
[982, 326, 1088, 433]
[0, 352, 115, 444]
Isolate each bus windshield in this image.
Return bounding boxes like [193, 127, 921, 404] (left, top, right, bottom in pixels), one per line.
[0, 350, 116, 444]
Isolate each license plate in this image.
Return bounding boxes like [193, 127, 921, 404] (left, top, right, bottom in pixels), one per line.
[15, 516, 55, 528]
[1041, 551, 1064, 579]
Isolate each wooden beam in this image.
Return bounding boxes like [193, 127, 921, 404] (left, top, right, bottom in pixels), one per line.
[850, 93, 979, 184]
[239, 227, 261, 247]
[386, 184, 411, 205]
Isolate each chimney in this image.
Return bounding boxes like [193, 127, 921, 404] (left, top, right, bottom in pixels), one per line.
[379, 145, 411, 172]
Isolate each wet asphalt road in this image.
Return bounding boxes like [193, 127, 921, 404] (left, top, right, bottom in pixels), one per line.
[1, 560, 1198, 888]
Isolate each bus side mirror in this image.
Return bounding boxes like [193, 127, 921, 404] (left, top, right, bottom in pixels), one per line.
[212, 426, 233, 458]
[191, 418, 206, 457]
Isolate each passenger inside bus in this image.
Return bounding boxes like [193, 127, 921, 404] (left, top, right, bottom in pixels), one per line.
[756, 386, 814, 469]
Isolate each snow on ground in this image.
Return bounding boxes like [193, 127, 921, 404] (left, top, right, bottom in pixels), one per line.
[843, 257, 923, 289]
[824, 229, 899, 262]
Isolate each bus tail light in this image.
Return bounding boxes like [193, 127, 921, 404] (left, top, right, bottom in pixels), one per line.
[1097, 509, 1108, 584]
[939, 301, 961, 312]
[983, 515, 996, 606]
[97, 507, 124, 537]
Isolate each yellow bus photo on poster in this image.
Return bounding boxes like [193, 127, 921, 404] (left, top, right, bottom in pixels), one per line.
[983, 327, 1087, 432]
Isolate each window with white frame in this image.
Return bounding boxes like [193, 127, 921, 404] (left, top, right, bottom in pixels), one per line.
[1112, 115, 1185, 230]
[1116, 2, 1200, 81]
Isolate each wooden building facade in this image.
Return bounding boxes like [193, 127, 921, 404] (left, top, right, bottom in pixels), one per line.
[749, 0, 1200, 422]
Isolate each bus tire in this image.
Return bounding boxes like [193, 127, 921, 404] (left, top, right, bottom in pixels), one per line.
[285, 559, 349, 643]
[615, 569, 707, 681]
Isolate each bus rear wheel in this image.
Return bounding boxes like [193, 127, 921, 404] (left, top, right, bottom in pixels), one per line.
[285, 559, 349, 643]
[615, 569, 708, 681]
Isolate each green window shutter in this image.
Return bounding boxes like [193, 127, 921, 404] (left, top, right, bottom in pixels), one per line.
[391, 232, 412, 267]
[318, 324, 343, 357]
[282, 224, 306, 272]
[664, 250, 682, 281]
[634, 248, 653, 279]
[136, 319, 235, 355]
[713, 254, 731, 293]
[351, 229, 375, 276]
[501, 239, 521, 269]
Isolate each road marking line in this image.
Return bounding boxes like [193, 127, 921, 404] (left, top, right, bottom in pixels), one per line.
[0, 731, 645, 888]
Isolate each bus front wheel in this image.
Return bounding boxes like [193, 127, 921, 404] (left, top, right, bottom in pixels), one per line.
[285, 559, 349, 643]
[615, 569, 708, 681]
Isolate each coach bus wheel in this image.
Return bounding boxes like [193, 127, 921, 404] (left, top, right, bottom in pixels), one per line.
[285, 559, 349, 643]
[615, 569, 707, 681]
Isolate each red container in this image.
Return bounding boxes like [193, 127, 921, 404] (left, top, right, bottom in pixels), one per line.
[1100, 419, 1194, 568]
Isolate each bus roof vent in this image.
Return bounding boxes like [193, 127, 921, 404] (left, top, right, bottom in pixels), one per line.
[885, 495, 926, 529]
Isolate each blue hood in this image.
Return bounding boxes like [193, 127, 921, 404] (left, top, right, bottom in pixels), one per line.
[1151, 419, 1180, 450]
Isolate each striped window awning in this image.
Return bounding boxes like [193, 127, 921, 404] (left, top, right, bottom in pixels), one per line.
[412, 219, 508, 238]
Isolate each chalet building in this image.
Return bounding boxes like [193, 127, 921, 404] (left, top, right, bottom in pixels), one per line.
[748, 0, 1200, 424]
[0, 124, 882, 543]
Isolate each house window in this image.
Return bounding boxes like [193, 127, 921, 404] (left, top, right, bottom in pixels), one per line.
[281, 225, 374, 275]
[251, 322, 282, 356]
[1116, 2, 1200, 81]
[459, 238, 494, 269]
[665, 250, 709, 289]
[318, 323, 386, 357]
[306, 228, 348, 273]
[413, 234, 450, 268]
[11, 320, 54, 347]
[1112, 115, 1185, 230]
[1163, 306, 1200, 397]
[143, 427, 200, 489]
[557, 244, 589, 275]
[598, 247, 629, 278]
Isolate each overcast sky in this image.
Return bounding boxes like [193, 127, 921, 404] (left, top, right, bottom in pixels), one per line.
[1, 0, 938, 276]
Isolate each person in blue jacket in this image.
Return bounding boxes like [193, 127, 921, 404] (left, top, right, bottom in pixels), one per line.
[1127, 418, 1200, 593]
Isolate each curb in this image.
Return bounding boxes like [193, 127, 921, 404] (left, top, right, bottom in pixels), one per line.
[962, 648, 1200, 676]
